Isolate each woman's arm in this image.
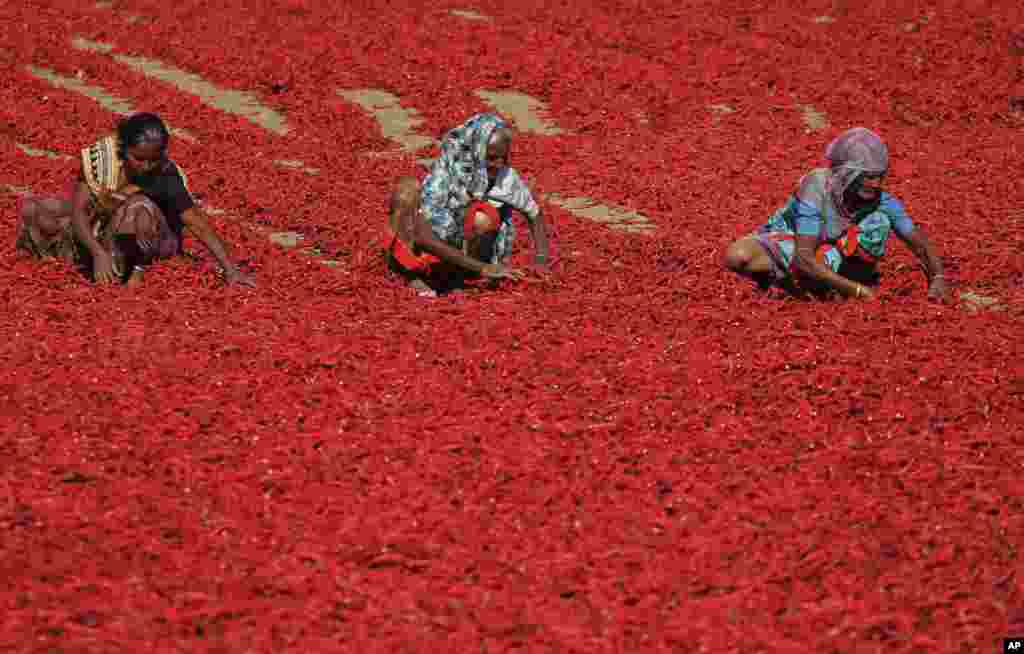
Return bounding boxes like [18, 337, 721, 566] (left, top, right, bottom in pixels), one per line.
[525, 208, 550, 269]
[411, 217, 521, 279]
[181, 207, 255, 287]
[898, 227, 947, 301]
[793, 235, 873, 299]
[69, 180, 118, 284]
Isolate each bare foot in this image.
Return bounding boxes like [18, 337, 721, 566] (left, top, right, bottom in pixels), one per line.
[409, 278, 437, 298]
[126, 269, 145, 287]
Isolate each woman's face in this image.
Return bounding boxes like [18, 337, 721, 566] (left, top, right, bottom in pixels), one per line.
[485, 138, 510, 181]
[124, 142, 164, 180]
[852, 173, 885, 203]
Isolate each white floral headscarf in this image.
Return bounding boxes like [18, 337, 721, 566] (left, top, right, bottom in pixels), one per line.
[421, 113, 508, 244]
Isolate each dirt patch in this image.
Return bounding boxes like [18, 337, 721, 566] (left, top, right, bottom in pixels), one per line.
[544, 193, 654, 234]
[268, 231, 305, 249]
[2, 183, 31, 196]
[26, 64, 197, 142]
[475, 90, 565, 136]
[272, 159, 321, 176]
[336, 89, 435, 153]
[233, 220, 342, 266]
[26, 65, 135, 115]
[709, 103, 736, 125]
[960, 291, 1005, 312]
[72, 37, 289, 136]
[449, 9, 492, 22]
[16, 144, 72, 161]
[798, 104, 829, 132]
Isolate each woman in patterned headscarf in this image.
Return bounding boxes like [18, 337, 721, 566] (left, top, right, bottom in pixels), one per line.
[723, 127, 946, 301]
[384, 112, 551, 297]
[16, 113, 253, 287]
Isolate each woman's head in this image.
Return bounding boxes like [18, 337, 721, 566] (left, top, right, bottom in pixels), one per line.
[485, 127, 513, 181]
[849, 172, 885, 203]
[825, 127, 889, 210]
[433, 113, 509, 209]
[116, 113, 170, 179]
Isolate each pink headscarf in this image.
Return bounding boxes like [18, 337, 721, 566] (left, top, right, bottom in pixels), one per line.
[824, 127, 889, 218]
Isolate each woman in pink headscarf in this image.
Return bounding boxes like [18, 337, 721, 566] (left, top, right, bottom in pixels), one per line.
[723, 127, 947, 301]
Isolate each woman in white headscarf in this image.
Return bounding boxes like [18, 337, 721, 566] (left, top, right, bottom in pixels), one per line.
[723, 127, 947, 301]
[384, 112, 550, 297]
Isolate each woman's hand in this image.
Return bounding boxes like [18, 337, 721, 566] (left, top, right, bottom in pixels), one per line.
[223, 267, 257, 288]
[897, 228, 946, 302]
[93, 250, 118, 284]
[852, 284, 875, 301]
[480, 263, 524, 280]
[182, 208, 256, 288]
[927, 275, 949, 303]
[126, 267, 145, 287]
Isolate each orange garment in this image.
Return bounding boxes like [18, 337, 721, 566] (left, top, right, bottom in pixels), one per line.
[385, 200, 500, 275]
[384, 228, 441, 275]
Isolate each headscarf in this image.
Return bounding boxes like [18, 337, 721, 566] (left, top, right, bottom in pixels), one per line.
[421, 113, 508, 242]
[81, 135, 129, 210]
[81, 134, 191, 217]
[824, 127, 889, 219]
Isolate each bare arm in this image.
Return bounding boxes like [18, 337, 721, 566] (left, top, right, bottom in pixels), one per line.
[898, 227, 947, 301]
[69, 179, 119, 284]
[793, 235, 872, 299]
[182, 207, 255, 287]
[525, 208, 550, 269]
[411, 217, 520, 279]
[69, 181, 102, 254]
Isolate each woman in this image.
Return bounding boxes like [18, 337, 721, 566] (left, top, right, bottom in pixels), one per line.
[723, 127, 946, 301]
[384, 112, 550, 297]
[16, 112, 254, 287]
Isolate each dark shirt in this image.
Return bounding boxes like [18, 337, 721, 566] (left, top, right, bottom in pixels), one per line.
[129, 161, 195, 241]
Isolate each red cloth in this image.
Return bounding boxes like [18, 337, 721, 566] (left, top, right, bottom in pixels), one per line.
[384, 229, 440, 275]
[463, 200, 500, 240]
[385, 201, 498, 275]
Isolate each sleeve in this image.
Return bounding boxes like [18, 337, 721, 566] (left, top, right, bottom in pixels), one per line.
[792, 171, 827, 238]
[168, 162, 197, 214]
[879, 194, 916, 238]
[488, 169, 540, 220]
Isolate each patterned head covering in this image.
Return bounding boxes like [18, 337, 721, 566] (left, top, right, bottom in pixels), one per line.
[824, 127, 889, 218]
[421, 113, 508, 243]
[81, 135, 129, 210]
